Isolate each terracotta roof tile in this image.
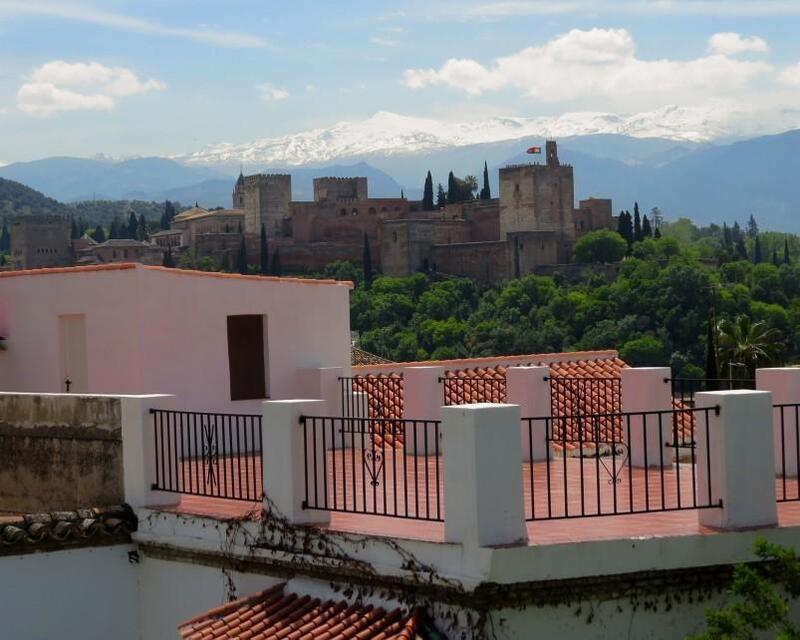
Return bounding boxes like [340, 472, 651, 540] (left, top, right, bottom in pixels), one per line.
[177, 585, 425, 640]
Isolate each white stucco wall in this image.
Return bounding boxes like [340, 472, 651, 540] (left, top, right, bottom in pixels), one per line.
[0, 265, 352, 413]
[0, 545, 140, 640]
[138, 555, 281, 639]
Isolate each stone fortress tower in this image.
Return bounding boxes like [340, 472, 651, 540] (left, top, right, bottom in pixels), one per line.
[498, 140, 576, 263]
[9, 215, 72, 270]
[232, 172, 292, 238]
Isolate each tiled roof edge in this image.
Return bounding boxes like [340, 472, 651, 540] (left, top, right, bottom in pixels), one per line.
[0, 504, 137, 555]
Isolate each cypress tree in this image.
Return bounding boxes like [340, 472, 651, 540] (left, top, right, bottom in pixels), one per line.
[92, 225, 106, 243]
[747, 214, 759, 238]
[785, 237, 791, 265]
[137, 213, 148, 241]
[237, 237, 248, 274]
[422, 171, 434, 210]
[754, 235, 763, 263]
[401, 189, 404, 199]
[480, 161, 491, 200]
[70, 216, 79, 239]
[722, 222, 733, 248]
[447, 171, 456, 204]
[163, 246, 175, 268]
[641, 214, 652, 238]
[270, 248, 282, 277]
[0, 217, 9, 251]
[654, 227, 662, 239]
[363, 232, 373, 288]
[633, 207, 642, 242]
[773, 248, 780, 266]
[735, 236, 748, 260]
[436, 184, 446, 209]
[161, 200, 176, 229]
[127, 211, 138, 239]
[732, 221, 742, 243]
[259, 224, 269, 274]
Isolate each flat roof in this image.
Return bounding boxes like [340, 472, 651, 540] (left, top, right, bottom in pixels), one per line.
[0, 263, 353, 288]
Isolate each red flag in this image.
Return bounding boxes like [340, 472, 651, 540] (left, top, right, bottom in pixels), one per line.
[526, 146, 542, 154]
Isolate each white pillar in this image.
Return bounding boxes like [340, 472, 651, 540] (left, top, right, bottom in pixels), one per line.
[621, 367, 673, 467]
[695, 390, 777, 529]
[442, 403, 527, 547]
[756, 367, 800, 476]
[262, 399, 330, 525]
[120, 394, 178, 510]
[403, 366, 444, 455]
[506, 366, 550, 462]
[299, 367, 344, 416]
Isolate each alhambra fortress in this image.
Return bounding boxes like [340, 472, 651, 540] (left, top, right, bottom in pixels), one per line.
[7, 141, 614, 281]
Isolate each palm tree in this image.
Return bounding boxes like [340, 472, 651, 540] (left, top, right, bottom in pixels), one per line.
[717, 315, 784, 380]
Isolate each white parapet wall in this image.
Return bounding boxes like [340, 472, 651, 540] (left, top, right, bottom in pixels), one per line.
[757, 367, 800, 476]
[621, 367, 674, 468]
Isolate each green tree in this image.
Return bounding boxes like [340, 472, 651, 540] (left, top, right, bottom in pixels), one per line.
[633, 203, 643, 242]
[574, 230, 628, 264]
[0, 217, 9, 251]
[717, 314, 784, 379]
[125, 211, 137, 239]
[363, 233, 373, 288]
[480, 161, 491, 200]
[654, 227, 662, 239]
[237, 237, 248, 275]
[786, 238, 791, 265]
[642, 214, 653, 238]
[160, 200, 176, 229]
[436, 184, 446, 208]
[447, 171, 456, 204]
[617, 211, 633, 247]
[619, 335, 666, 366]
[259, 224, 269, 274]
[736, 237, 748, 260]
[690, 539, 800, 640]
[91, 224, 106, 243]
[747, 214, 759, 239]
[137, 213, 148, 241]
[422, 171, 434, 210]
[754, 235, 763, 263]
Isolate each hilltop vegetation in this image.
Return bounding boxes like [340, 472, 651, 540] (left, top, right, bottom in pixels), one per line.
[0, 177, 72, 218]
[322, 217, 800, 376]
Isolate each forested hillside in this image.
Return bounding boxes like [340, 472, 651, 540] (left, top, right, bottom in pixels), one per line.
[319, 217, 800, 377]
[0, 177, 72, 217]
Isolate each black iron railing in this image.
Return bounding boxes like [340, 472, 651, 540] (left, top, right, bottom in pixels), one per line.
[522, 406, 721, 521]
[440, 375, 506, 406]
[339, 375, 404, 420]
[300, 415, 443, 521]
[669, 378, 755, 407]
[150, 409, 263, 501]
[775, 403, 800, 502]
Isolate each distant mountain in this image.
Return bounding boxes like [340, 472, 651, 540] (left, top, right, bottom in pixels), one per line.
[173, 106, 736, 169]
[0, 157, 224, 202]
[0, 177, 72, 218]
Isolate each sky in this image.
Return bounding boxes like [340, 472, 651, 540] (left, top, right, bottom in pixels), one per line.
[0, 0, 799, 163]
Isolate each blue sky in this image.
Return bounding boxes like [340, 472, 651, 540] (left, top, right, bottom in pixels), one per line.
[1, 0, 799, 162]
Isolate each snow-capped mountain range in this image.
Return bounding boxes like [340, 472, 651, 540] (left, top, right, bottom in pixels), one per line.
[172, 104, 793, 167]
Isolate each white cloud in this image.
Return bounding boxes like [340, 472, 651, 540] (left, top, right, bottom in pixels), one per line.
[779, 63, 800, 87]
[0, 1, 267, 48]
[708, 32, 768, 56]
[403, 28, 773, 108]
[17, 60, 164, 115]
[305, 84, 316, 92]
[370, 36, 399, 47]
[255, 83, 289, 102]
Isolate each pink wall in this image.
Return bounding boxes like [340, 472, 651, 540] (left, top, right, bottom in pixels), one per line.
[0, 265, 352, 413]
